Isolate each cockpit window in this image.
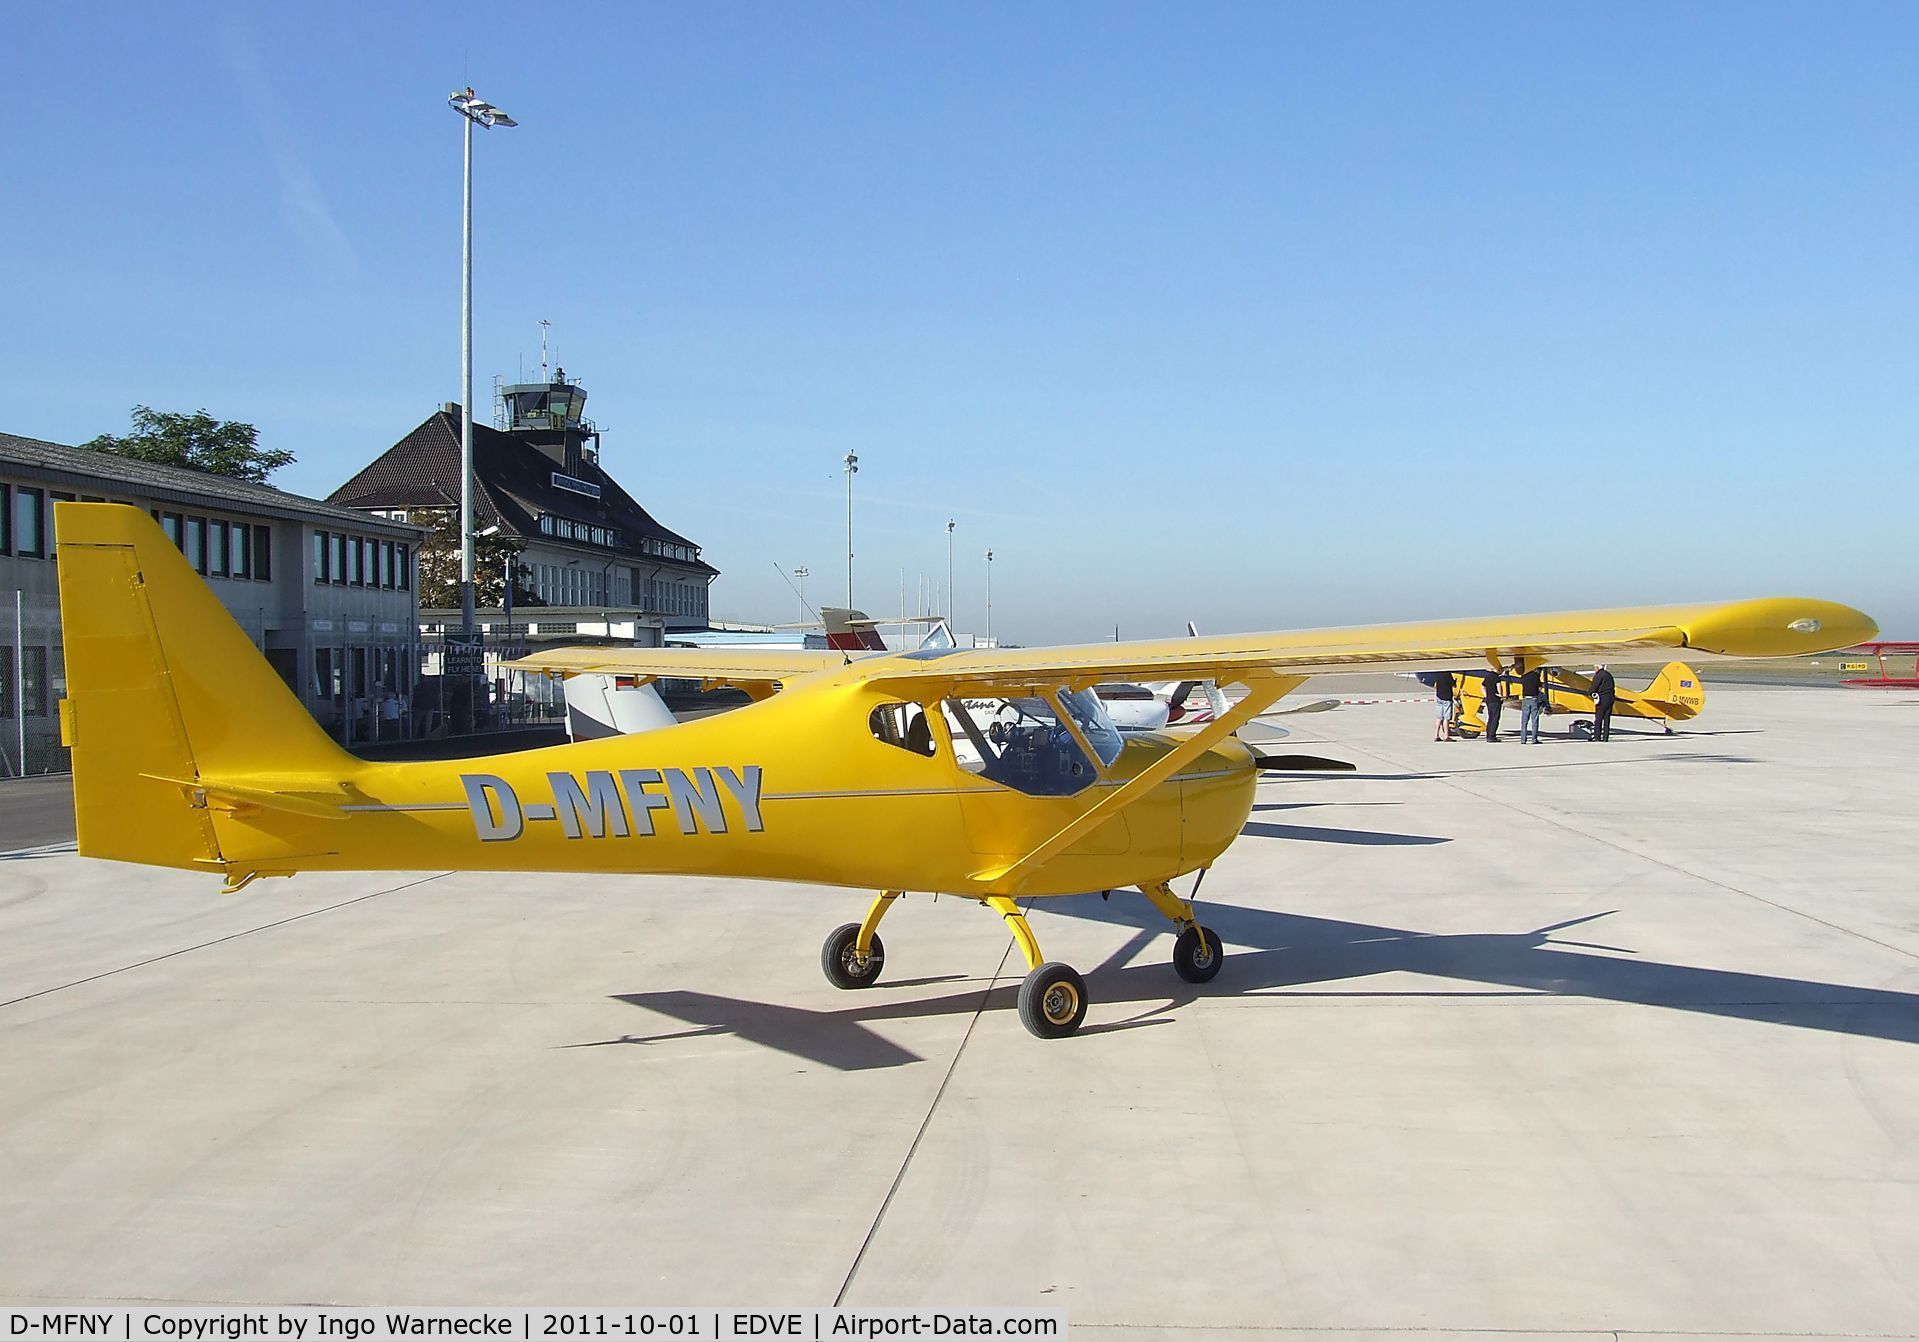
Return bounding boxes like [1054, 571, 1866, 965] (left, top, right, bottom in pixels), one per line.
[1056, 687, 1125, 767]
[869, 702, 937, 757]
[942, 693, 1118, 797]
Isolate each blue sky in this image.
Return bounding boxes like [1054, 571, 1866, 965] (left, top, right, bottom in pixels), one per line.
[4, 2, 1913, 641]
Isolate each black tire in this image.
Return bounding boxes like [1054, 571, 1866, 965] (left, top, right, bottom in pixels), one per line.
[1172, 925, 1224, 983]
[1017, 962, 1088, 1038]
[821, 922, 884, 989]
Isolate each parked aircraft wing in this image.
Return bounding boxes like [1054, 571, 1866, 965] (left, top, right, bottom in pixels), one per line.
[860, 599, 1876, 693]
[509, 646, 848, 688]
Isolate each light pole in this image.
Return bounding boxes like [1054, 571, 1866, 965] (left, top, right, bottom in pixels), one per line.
[945, 518, 955, 621]
[984, 548, 994, 647]
[843, 450, 859, 605]
[793, 566, 809, 622]
[448, 86, 517, 634]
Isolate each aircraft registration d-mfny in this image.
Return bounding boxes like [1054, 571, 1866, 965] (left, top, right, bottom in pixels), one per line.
[54, 504, 1876, 1038]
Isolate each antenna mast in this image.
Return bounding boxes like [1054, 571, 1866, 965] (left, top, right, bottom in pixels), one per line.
[539, 319, 551, 380]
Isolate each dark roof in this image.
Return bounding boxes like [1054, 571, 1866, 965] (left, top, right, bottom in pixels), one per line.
[0, 430, 421, 536]
[328, 409, 717, 575]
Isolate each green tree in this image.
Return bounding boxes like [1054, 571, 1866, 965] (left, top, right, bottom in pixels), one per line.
[83, 406, 293, 483]
[414, 508, 538, 611]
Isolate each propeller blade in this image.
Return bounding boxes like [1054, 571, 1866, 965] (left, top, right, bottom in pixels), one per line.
[1252, 752, 1356, 772]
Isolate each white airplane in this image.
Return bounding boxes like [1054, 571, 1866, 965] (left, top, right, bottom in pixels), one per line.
[1095, 624, 1337, 734]
[562, 607, 951, 742]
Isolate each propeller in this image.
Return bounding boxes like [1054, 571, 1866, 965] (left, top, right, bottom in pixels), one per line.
[1251, 752, 1356, 772]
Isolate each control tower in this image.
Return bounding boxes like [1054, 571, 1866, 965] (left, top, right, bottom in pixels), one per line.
[500, 367, 600, 481]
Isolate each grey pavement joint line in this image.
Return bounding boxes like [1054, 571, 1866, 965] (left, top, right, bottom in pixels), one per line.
[832, 909, 1022, 1307]
[1330, 736, 1919, 966]
[0, 872, 454, 1010]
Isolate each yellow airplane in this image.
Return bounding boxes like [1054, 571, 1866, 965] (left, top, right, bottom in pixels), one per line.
[1452, 662, 1705, 738]
[55, 503, 1875, 1038]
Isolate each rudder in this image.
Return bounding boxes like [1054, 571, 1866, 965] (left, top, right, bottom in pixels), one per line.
[1642, 661, 1704, 719]
[56, 503, 354, 870]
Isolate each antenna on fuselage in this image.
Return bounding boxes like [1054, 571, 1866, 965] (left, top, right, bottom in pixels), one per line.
[774, 562, 839, 661]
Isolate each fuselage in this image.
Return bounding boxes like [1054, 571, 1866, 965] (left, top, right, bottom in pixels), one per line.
[206, 673, 1259, 898]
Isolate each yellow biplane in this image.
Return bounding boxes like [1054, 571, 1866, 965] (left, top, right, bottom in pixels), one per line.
[1452, 662, 1706, 738]
[55, 504, 1875, 1037]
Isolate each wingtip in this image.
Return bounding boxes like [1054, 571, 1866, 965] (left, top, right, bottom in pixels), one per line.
[1683, 598, 1879, 657]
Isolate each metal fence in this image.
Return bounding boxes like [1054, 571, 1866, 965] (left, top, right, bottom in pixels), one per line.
[2, 593, 568, 777]
[1, 591, 64, 778]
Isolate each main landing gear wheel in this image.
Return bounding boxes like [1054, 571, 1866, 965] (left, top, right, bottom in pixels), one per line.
[1018, 962, 1088, 1039]
[1172, 925, 1224, 983]
[821, 922, 885, 989]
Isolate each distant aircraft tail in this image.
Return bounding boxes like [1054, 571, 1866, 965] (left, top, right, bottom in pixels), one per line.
[1641, 661, 1705, 719]
[55, 503, 356, 871]
[819, 607, 889, 652]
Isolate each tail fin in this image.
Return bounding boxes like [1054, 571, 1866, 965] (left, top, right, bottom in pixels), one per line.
[819, 607, 888, 652]
[1641, 661, 1705, 719]
[56, 503, 354, 870]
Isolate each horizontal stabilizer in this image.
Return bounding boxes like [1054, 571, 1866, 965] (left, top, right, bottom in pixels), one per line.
[139, 773, 353, 821]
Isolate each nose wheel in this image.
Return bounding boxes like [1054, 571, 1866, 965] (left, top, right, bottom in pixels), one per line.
[1172, 924, 1224, 983]
[1144, 878, 1228, 984]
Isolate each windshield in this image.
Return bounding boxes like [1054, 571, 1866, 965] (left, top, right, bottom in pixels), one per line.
[944, 695, 1106, 797]
[1056, 687, 1125, 766]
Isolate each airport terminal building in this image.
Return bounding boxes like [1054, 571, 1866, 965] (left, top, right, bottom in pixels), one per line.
[327, 373, 718, 640]
[0, 431, 422, 777]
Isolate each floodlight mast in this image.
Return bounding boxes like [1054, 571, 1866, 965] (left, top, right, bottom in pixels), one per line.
[984, 548, 994, 646]
[448, 87, 517, 636]
[844, 450, 859, 606]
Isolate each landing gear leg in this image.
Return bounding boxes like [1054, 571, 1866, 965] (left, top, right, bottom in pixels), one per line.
[821, 890, 900, 989]
[1141, 878, 1224, 984]
[986, 895, 1088, 1039]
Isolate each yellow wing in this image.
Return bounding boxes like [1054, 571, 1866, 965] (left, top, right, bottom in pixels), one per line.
[508, 646, 848, 690]
[858, 597, 1876, 692]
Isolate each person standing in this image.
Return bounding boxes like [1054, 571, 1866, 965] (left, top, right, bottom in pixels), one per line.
[1590, 663, 1617, 741]
[1519, 665, 1545, 744]
[1433, 669, 1456, 742]
[1481, 670, 1504, 742]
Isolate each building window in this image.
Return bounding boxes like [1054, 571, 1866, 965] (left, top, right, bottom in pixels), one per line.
[161, 512, 183, 548]
[230, 522, 250, 579]
[331, 533, 346, 585]
[0, 484, 10, 553]
[208, 520, 230, 577]
[185, 516, 206, 573]
[313, 647, 340, 703]
[253, 525, 271, 581]
[397, 543, 410, 591]
[46, 492, 75, 548]
[21, 646, 47, 716]
[13, 487, 43, 558]
[313, 531, 328, 583]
